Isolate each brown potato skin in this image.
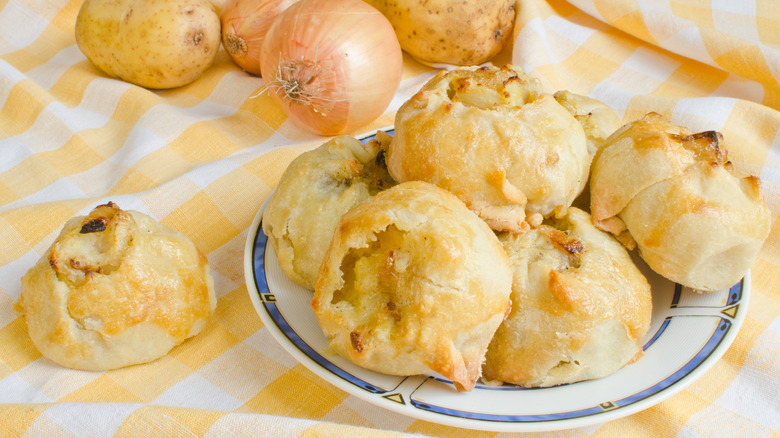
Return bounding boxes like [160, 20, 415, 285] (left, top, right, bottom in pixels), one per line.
[364, 0, 516, 66]
[75, 0, 221, 89]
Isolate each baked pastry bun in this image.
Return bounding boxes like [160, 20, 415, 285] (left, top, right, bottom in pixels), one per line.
[262, 133, 394, 289]
[482, 207, 652, 387]
[590, 113, 770, 291]
[553, 90, 623, 211]
[387, 65, 590, 232]
[553, 90, 622, 158]
[19, 202, 216, 371]
[311, 181, 512, 392]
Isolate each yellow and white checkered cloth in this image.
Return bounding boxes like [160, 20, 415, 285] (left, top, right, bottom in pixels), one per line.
[1, 0, 778, 436]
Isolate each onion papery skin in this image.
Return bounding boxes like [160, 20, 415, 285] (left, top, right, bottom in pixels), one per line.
[220, 0, 299, 75]
[260, 0, 403, 136]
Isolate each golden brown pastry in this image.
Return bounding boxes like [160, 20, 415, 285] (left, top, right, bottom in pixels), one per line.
[553, 90, 623, 212]
[482, 207, 652, 387]
[553, 90, 622, 158]
[312, 181, 512, 392]
[387, 65, 590, 232]
[18, 202, 216, 371]
[590, 113, 770, 291]
[262, 133, 394, 289]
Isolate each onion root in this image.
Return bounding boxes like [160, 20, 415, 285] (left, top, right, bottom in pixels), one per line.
[223, 30, 247, 57]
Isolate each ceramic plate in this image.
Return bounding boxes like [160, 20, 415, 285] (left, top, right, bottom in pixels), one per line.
[244, 129, 749, 432]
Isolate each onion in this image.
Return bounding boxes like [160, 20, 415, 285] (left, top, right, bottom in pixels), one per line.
[220, 0, 300, 75]
[260, 0, 403, 136]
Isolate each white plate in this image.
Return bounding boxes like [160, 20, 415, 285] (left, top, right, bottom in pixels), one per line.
[244, 129, 749, 432]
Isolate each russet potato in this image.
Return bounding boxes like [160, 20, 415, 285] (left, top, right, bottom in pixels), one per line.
[364, 0, 516, 66]
[75, 0, 221, 89]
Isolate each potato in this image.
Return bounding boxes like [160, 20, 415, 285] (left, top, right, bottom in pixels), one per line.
[364, 0, 516, 66]
[75, 0, 221, 89]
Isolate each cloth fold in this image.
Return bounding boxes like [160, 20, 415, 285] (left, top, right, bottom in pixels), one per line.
[1, 0, 778, 436]
[572, 0, 779, 88]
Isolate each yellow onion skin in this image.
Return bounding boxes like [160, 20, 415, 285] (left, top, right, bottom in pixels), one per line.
[220, 0, 299, 75]
[260, 0, 403, 136]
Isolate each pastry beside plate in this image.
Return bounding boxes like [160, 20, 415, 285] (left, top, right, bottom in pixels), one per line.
[19, 202, 215, 371]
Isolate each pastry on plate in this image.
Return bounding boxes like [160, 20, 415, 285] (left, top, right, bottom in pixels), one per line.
[19, 202, 216, 371]
[553, 90, 622, 158]
[387, 65, 590, 232]
[262, 133, 394, 289]
[482, 207, 652, 387]
[312, 181, 512, 392]
[553, 90, 623, 212]
[589, 113, 770, 291]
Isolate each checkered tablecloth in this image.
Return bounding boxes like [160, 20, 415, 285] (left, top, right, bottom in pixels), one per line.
[1, 0, 778, 436]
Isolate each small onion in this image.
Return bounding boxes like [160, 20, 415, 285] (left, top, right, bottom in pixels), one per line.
[220, 0, 300, 75]
[260, 0, 403, 136]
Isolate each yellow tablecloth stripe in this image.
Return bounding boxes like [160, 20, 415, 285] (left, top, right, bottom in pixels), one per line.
[1, 0, 778, 436]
